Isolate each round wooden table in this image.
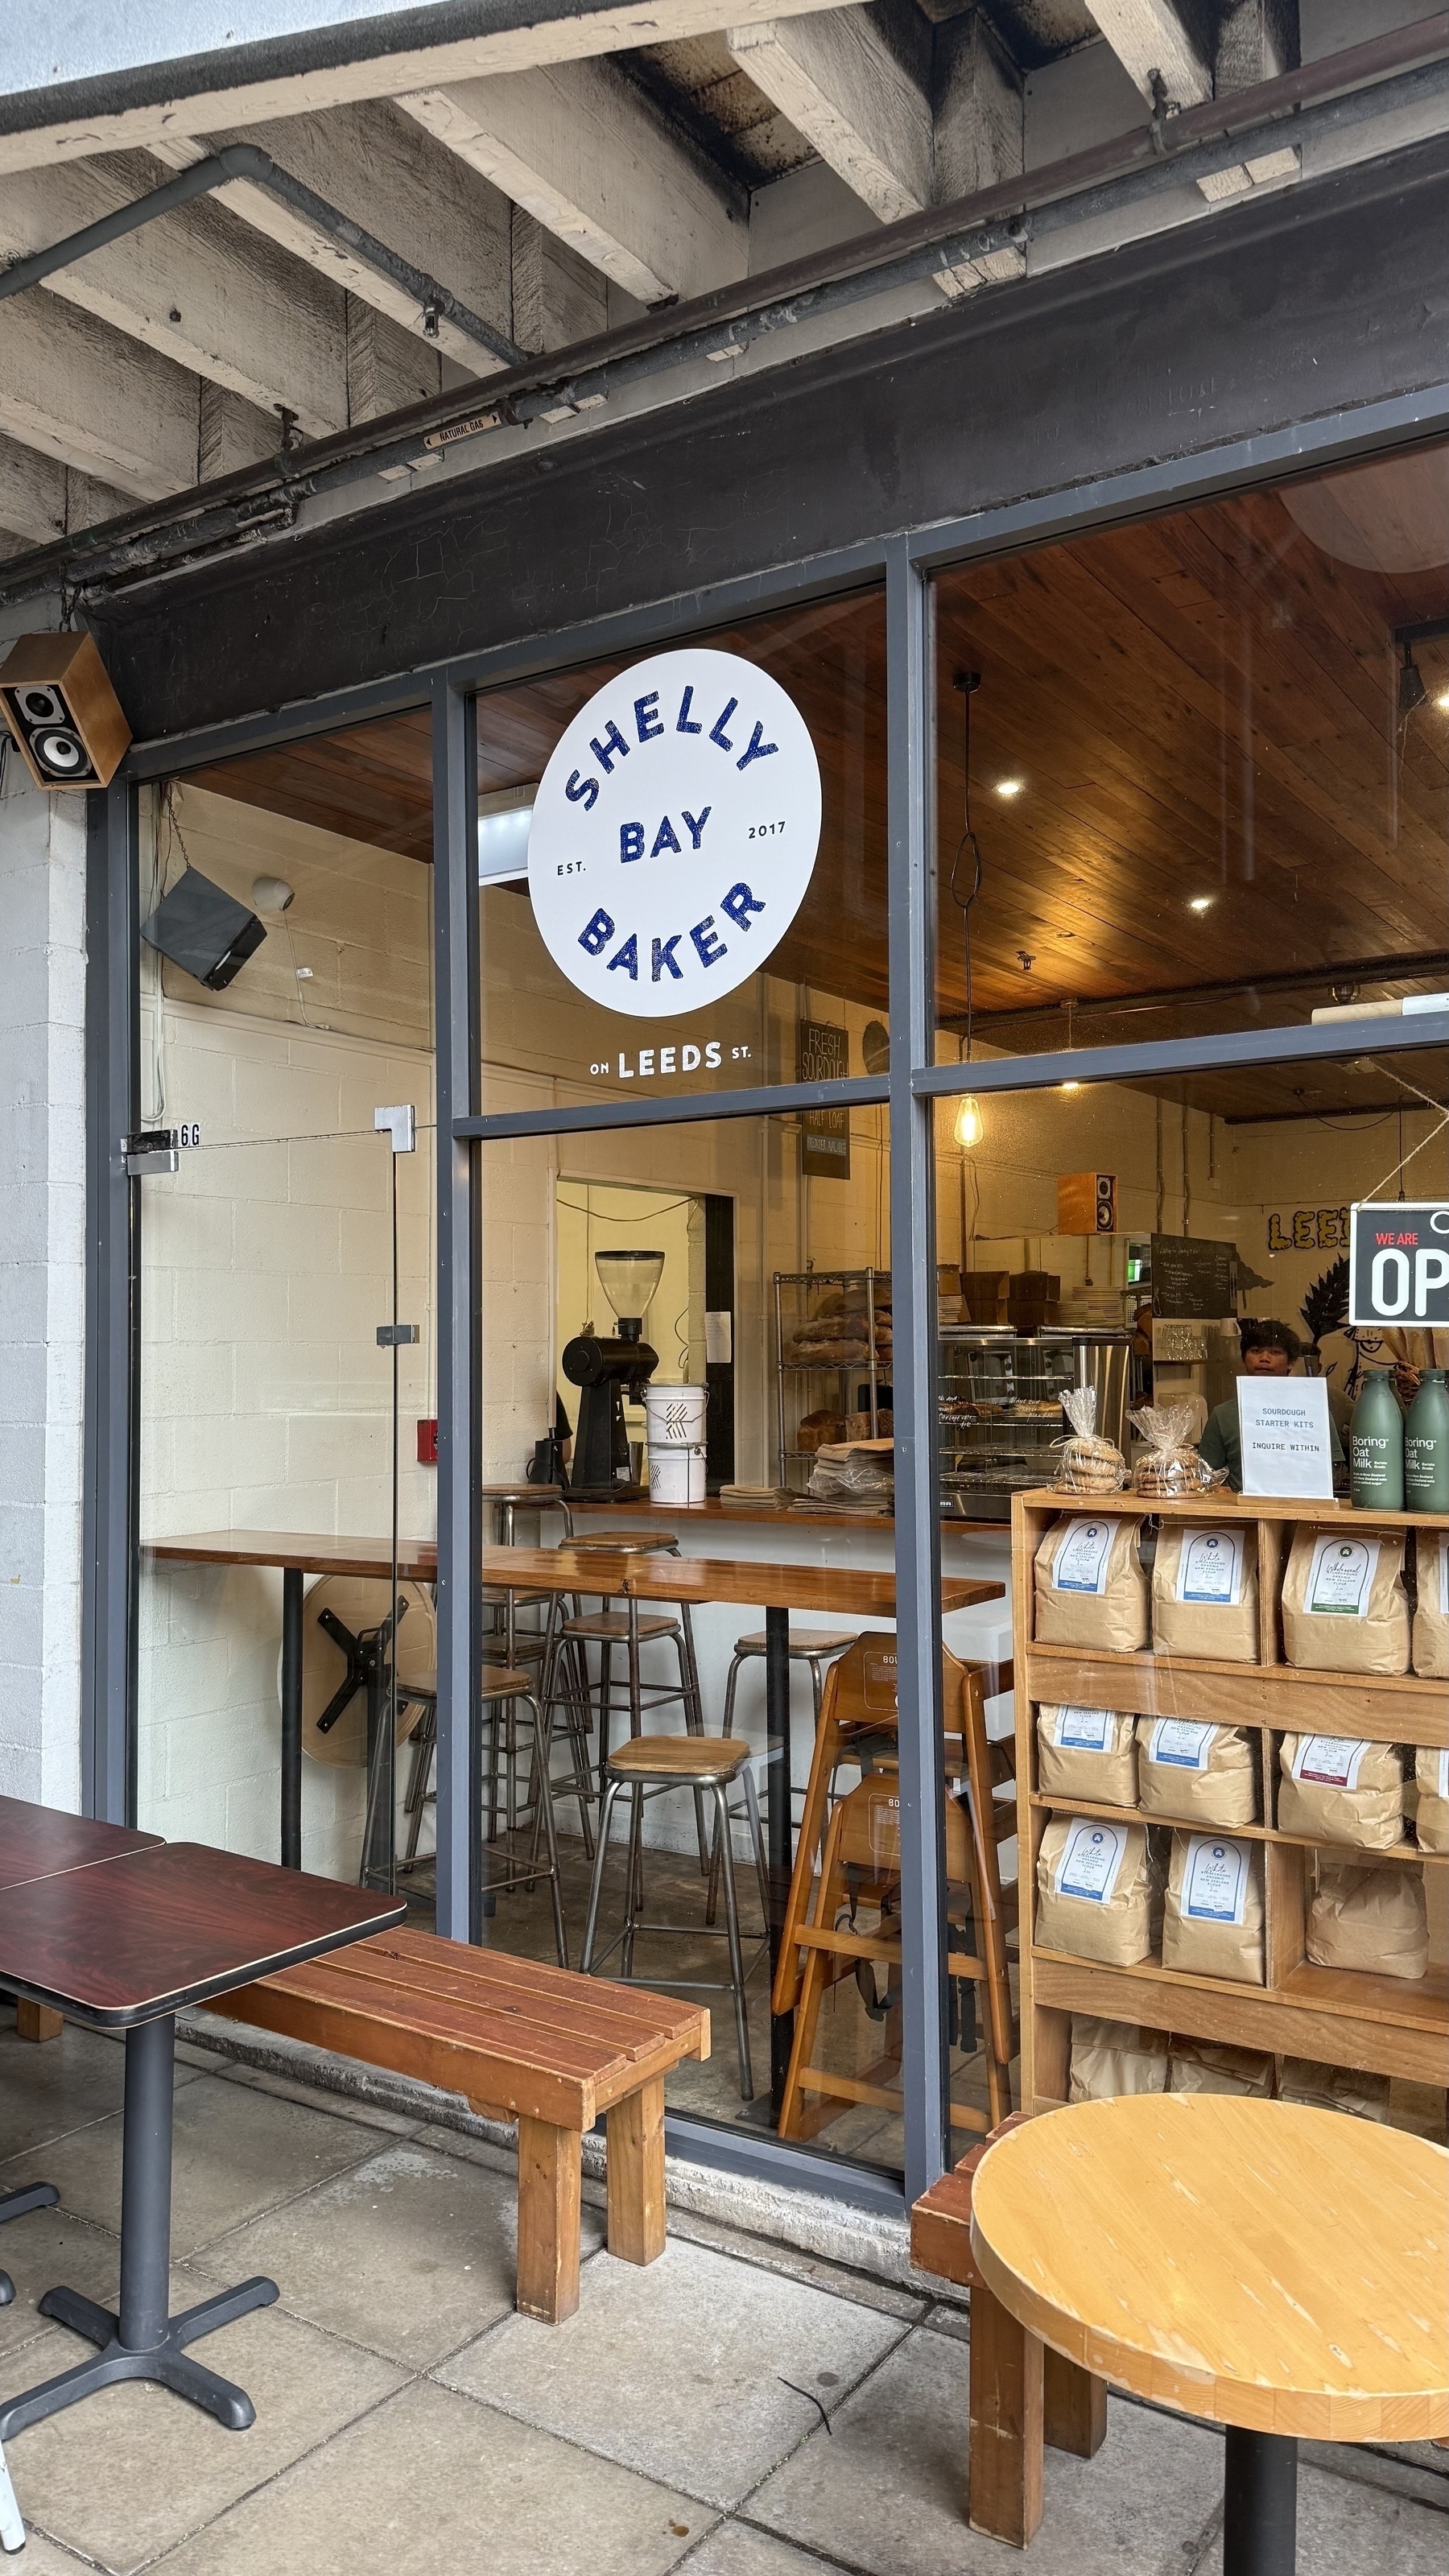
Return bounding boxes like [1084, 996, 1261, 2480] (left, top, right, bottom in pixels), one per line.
[968, 2095, 1449, 2574]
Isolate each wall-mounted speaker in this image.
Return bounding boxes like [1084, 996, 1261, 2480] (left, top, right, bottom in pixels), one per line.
[1057, 1170, 1118, 1236]
[142, 865, 266, 991]
[0, 632, 131, 790]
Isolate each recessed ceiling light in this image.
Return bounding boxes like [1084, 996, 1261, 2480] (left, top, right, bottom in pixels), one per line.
[1435, 689, 1449, 712]
[1189, 896, 1213, 913]
[994, 778, 1024, 799]
[1061, 1081, 1081, 1094]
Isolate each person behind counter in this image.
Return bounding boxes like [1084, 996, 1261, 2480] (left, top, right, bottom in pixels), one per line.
[1197, 1321, 1346, 1494]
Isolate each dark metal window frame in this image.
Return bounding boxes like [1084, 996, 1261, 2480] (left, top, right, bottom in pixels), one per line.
[86, 369, 1449, 2214]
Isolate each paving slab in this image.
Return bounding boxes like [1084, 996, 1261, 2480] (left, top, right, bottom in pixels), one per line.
[3, 2263, 404, 2575]
[682, 2524, 857, 2576]
[22, 2072, 384, 2256]
[193, 2136, 601, 2366]
[751, 2326, 1224, 2576]
[147, 2376, 716, 2576]
[0, 2205, 123, 2363]
[212, 2058, 423, 2136]
[1192, 2461, 1449, 2574]
[439, 2235, 906, 2509]
[0, 2023, 200, 2165]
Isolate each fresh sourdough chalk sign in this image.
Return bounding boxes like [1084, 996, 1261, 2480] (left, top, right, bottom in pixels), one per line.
[527, 647, 823, 1019]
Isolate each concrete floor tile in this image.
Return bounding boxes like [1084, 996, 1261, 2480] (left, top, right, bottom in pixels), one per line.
[0, 2024, 200, 2165]
[665, 2207, 925, 2322]
[3, 2264, 405, 2575]
[211, 2060, 423, 2135]
[0, 2526, 93, 2572]
[683, 2524, 855, 2576]
[751, 2332, 1224, 2576]
[1302, 2440, 1449, 2514]
[192, 2137, 601, 2366]
[25, 2073, 382, 2256]
[439, 2235, 906, 2510]
[145, 2377, 715, 2576]
[1191, 2461, 1449, 2574]
[0, 2205, 122, 2363]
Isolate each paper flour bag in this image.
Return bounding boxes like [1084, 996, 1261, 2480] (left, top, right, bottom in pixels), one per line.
[1279, 2056, 1391, 2121]
[1168, 2040, 1274, 2097]
[1136, 1719, 1258, 1827]
[1035, 1815, 1158, 1965]
[1036, 1705, 1137, 1806]
[1034, 1517, 1149, 1652]
[1162, 1832, 1265, 1984]
[1068, 2017, 1168, 2101]
[1307, 1859, 1428, 1979]
[1151, 1523, 1258, 1664]
[1281, 1529, 1410, 1675]
[1278, 1735, 1406, 1849]
[1414, 1744, 1449, 1853]
[1412, 1529, 1449, 1678]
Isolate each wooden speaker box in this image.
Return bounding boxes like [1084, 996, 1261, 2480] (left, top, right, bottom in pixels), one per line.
[1057, 1171, 1118, 1235]
[0, 632, 131, 790]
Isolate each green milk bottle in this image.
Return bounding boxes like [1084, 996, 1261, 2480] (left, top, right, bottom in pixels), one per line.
[1350, 1370, 1405, 1510]
[1405, 1368, 1449, 1511]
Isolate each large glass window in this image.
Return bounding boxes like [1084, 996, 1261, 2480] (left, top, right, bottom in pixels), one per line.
[933, 440, 1449, 1062]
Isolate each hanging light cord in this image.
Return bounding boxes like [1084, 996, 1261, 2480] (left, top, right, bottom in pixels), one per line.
[948, 671, 983, 1063]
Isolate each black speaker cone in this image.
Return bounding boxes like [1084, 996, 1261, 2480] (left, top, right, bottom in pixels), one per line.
[15, 685, 65, 725]
[34, 727, 90, 777]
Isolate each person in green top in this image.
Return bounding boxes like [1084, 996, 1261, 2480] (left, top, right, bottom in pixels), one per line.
[1197, 1321, 1345, 1493]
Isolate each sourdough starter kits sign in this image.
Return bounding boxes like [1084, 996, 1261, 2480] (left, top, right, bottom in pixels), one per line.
[528, 648, 822, 1020]
[1349, 1203, 1449, 1327]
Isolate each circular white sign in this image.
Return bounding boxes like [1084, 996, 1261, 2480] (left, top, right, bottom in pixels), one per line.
[526, 646, 822, 1020]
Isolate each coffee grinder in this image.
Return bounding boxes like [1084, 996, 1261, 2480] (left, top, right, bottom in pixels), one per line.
[560, 1249, 664, 1498]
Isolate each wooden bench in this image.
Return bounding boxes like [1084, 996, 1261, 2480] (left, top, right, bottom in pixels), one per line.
[212, 1925, 708, 2322]
[910, 2116, 1107, 2548]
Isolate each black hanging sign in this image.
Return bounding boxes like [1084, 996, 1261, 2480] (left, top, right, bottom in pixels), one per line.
[799, 1021, 851, 1179]
[1348, 1203, 1449, 1328]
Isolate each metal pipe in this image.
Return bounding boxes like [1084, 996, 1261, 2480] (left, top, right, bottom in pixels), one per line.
[954, 949, 1449, 1035]
[0, 139, 525, 368]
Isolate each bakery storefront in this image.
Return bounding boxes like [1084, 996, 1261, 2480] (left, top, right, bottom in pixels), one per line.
[88, 137, 1449, 2211]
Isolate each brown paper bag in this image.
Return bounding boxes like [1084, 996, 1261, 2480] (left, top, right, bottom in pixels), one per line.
[1162, 1831, 1265, 1984]
[1414, 1744, 1449, 1854]
[1168, 2040, 1274, 2096]
[1412, 1528, 1449, 1678]
[1067, 2017, 1168, 2101]
[1036, 1705, 1137, 1806]
[1034, 1516, 1149, 1652]
[1136, 1719, 1258, 1827]
[1278, 1734, 1406, 1849]
[1151, 1523, 1258, 1664]
[1278, 2057, 1391, 2121]
[1281, 1527, 1410, 1675]
[1035, 1814, 1158, 1965]
[1307, 1859, 1428, 1979]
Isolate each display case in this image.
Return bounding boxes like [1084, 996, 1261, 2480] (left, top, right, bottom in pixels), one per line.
[774, 1269, 890, 1489]
[938, 1327, 1130, 1521]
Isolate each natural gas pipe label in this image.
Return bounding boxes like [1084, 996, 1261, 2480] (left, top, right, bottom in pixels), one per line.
[527, 647, 821, 1018]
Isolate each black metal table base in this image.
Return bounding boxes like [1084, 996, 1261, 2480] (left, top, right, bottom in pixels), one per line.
[0, 2182, 61, 2308]
[0, 2015, 276, 2442]
[1223, 2428, 1298, 2575]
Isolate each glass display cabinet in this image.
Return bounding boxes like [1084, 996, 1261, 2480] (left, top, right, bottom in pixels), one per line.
[939, 1327, 1131, 1520]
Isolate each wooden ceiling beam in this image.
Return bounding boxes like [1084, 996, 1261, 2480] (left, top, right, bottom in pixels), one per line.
[0, 431, 130, 547]
[1087, 1, 1213, 107]
[0, 292, 217, 498]
[727, 10, 934, 224]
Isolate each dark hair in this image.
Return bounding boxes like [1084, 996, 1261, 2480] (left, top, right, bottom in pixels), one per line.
[1240, 1319, 1301, 1361]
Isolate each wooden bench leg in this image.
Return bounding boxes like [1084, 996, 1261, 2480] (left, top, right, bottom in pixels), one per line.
[1044, 2346, 1107, 2458]
[15, 2003, 63, 2045]
[516, 2117, 582, 2323]
[968, 2277, 1044, 2549]
[606, 2075, 667, 2268]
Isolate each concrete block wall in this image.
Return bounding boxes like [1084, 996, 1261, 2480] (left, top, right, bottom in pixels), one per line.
[0, 754, 85, 1807]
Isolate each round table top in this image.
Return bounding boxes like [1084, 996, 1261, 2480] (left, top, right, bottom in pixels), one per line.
[968, 2096, 1449, 2444]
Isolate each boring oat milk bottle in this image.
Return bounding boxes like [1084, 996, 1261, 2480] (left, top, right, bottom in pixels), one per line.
[1349, 1370, 1405, 1510]
[1405, 1368, 1449, 1512]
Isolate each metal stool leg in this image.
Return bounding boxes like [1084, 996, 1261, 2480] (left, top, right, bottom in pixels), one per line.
[580, 1777, 625, 1973]
[741, 1757, 770, 1930]
[524, 1690, 568, 1970]
[713, 1779, 753, 2099]
[622, 1783, 645, 1979]
[720, 1649, 744, 1739]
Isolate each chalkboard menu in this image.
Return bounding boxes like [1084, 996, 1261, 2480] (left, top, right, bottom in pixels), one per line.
[1151, 1233, 1239, 1320]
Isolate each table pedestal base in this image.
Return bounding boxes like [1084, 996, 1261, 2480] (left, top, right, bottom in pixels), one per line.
[0, 2182, 60, 2309]
[1223, 2429, 1298, 2576]
[0, 2015, 278, 2442]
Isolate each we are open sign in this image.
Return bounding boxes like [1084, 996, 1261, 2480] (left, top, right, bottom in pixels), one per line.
[1348, 1203, 1449, 1327]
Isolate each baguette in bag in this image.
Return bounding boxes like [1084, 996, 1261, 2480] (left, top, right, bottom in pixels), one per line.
[1033, 1516, 1149, 1652]
[1281, 1529, 1410, 1676]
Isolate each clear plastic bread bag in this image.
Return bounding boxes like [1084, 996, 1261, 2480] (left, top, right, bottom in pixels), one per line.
[1054, 1385, 1129, 1495]
[1129, 1402, 1224, 1498]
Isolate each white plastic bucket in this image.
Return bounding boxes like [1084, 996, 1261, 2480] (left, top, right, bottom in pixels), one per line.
[643, 1384, 708, 1449]
[649, 1444, 706, 1504]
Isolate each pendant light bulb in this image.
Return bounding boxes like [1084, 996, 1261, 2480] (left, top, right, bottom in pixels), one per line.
[955, 1093, 985, 1150]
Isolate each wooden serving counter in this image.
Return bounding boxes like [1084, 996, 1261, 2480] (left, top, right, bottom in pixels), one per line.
[1012, 1488, 1449, 2110]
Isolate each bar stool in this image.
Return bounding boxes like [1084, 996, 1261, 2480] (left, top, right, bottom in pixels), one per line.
[483, 1482, 576, 1545]
[706, 1625, 856, 1922]
[540, 1531, 709, 1867]
[400, 1666, 578, 1967]
[580, 1736, 769, 2098]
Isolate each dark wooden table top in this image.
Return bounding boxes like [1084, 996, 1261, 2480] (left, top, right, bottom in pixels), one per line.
[0, 1843, 405, 2027]
[480, 1546, 1002, 1618]
[0, 1795, 162, 1894]
[146, 1530, 438, 1579]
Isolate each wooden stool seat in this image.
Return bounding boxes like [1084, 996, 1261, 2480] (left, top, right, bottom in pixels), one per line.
[218, 1926, 708, 2323]
[731, 1628, 855, 1657]
[562, 1611, 680, 1644]
[477, 1666, 537, 1699]
[481, 1586, 551, 1608]
[607, 1735, 753, 1783]
[570, 1531, 680, 1555]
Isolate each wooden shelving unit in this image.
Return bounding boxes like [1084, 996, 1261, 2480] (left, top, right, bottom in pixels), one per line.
[1011, 1488, 1449, 2112]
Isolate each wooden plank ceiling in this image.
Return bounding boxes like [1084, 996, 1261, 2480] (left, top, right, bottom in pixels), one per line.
[185, 444, 1449, 1119]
